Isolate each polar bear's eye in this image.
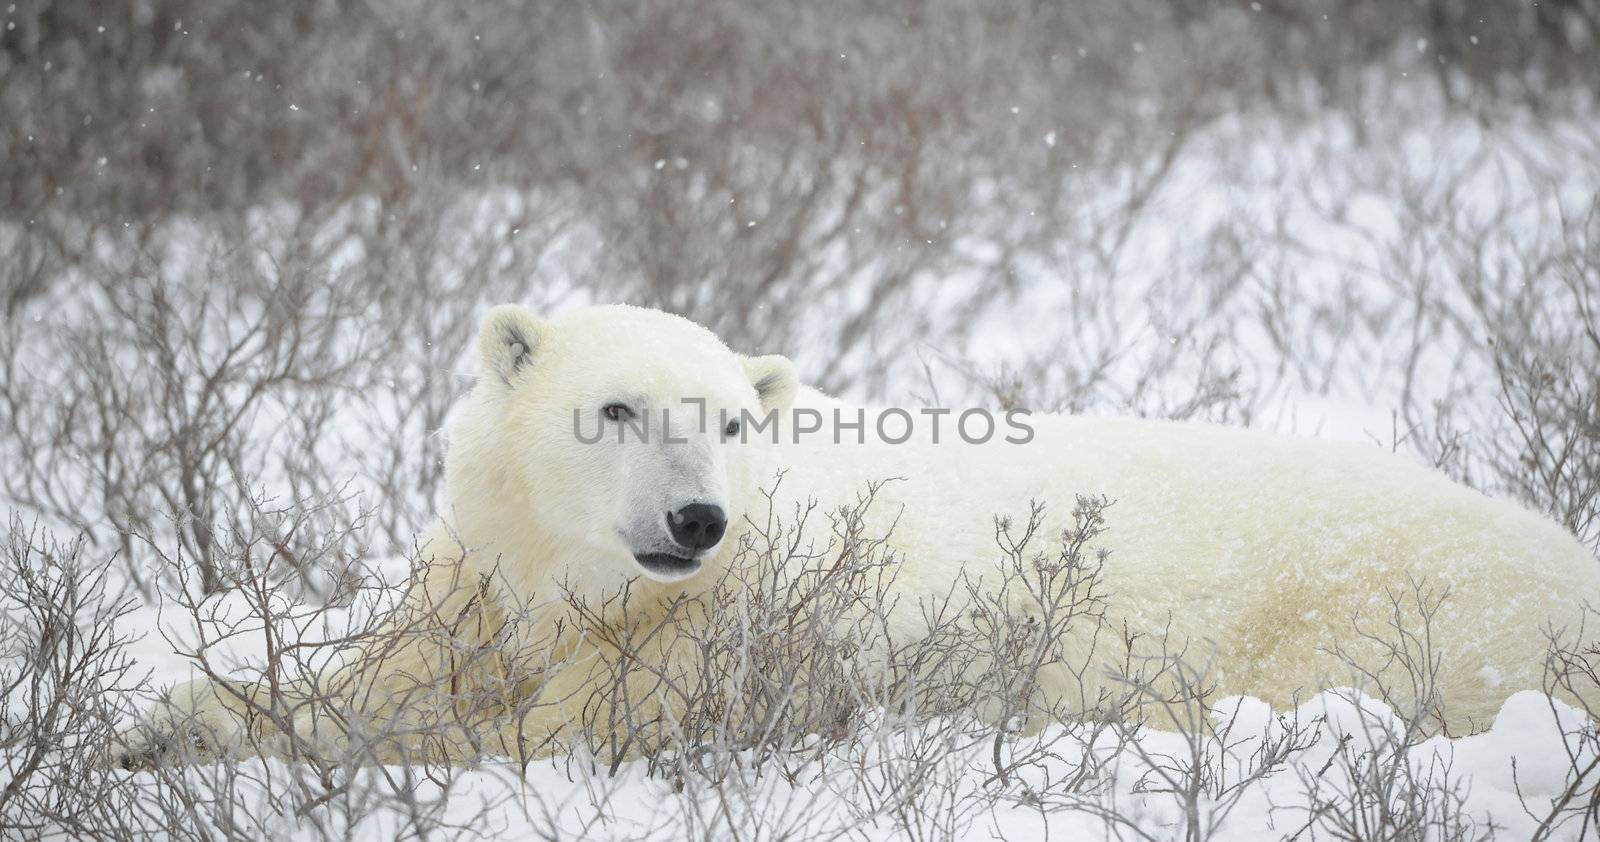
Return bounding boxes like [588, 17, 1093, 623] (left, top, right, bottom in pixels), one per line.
[723, 418, 742, 438]
[602, 403, 636, 422]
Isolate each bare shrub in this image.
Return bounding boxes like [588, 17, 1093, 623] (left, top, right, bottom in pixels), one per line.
[114, 491, 527, 839]
[0, 519, 154, 840]
[1388, 194, 1600, 555]
[0, 193, 581, 596]
[1, 226, 373, 597]
[1521, 609, 1600, 841]
[523, 487, 1272, 839]
[1280, 581, 1491, 842]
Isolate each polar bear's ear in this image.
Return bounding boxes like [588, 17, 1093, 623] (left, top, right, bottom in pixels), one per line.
[477, 304, 545, 385]
[742, 354, 798, 412]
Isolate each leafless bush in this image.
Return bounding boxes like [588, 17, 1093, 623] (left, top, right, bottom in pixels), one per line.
[1369, 188, 1600, 555]
[14, 0, 1589, 403]
[1479, 267, 1600, 553]
[0, 519, 147, 839]
[97, 480, 1141, 838]
[515, 483, 1082, 838]
[1278, 580, 1492, 842]
[960, 264, 1256, 424]
[0, 192, 584, 596]
[0, 232, 370, 597]
[507, 487, 1339, 840]
[112, 490, 528, 839]
[1522, 609, 1600, 841]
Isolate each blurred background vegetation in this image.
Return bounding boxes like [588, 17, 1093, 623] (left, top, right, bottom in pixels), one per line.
[1, 0, 1596, 594]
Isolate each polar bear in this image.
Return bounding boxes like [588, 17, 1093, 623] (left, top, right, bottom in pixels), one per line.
[119, 303, 1599, 767]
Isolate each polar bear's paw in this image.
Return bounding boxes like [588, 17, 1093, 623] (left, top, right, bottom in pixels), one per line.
[110, 679, 255, 770]
[111, 720, 217, 771]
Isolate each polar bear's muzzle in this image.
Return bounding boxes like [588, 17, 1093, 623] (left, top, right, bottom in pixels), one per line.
[623, 503, 727, 581]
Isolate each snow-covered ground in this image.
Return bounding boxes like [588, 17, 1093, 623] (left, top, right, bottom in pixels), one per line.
[446, 690, 1596, 840]
[113, 677, 1600, 840]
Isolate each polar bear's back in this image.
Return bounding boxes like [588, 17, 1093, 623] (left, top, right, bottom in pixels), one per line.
[774, 414, 1599, 729]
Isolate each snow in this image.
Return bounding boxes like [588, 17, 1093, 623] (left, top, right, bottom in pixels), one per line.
[107, 682, 1597, 840]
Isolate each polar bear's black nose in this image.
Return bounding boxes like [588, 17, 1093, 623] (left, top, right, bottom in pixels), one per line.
[668, 503, 726, 551]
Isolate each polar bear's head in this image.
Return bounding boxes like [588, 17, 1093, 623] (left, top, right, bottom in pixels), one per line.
[446, 304, 797, 588]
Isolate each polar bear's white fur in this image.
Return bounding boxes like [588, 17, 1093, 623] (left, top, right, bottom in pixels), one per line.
[128, 303, 1598, 765]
